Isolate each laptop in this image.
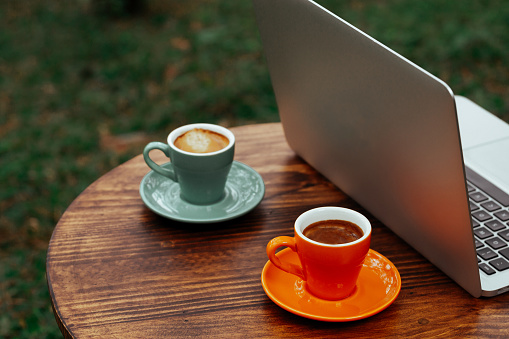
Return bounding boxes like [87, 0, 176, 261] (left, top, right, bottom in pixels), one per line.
[252, 0, 509, 297]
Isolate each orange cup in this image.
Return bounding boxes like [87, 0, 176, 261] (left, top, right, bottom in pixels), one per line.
[267, 207, 371, 300]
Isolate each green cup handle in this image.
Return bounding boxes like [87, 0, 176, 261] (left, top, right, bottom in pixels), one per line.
[143, 142, 177, 181]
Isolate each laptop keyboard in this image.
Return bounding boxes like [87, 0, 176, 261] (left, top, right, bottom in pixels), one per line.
[466, 167, 509, 276]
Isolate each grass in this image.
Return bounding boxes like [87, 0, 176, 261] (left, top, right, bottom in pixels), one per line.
[1, 0, 508, 337]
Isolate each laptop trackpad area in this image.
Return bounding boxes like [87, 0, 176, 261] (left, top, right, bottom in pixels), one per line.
[464, 137, 509, 194]
[456, 95, 509, 149]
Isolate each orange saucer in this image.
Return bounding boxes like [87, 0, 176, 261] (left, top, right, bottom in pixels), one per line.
[261, 248, 401, 322]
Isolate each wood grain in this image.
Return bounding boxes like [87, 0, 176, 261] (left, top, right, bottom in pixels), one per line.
[47, 123, 509, 338]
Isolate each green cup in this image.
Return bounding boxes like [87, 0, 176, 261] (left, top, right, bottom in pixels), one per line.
[143, 123, 235, 205]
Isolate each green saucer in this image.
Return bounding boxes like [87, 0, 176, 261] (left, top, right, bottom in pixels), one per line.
[139, 161, 265, 223]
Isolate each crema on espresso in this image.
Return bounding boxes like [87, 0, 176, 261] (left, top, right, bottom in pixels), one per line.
[174, 128, 229, 153]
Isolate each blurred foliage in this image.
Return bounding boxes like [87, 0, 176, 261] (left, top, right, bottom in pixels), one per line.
[91, 0, 147, 17]
[0, 0, 508, 337]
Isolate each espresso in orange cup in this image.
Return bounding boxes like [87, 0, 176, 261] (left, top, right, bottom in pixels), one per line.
[266, 207, 371, 300]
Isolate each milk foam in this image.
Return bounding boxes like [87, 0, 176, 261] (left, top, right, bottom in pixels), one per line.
[174, 128, 229, 153]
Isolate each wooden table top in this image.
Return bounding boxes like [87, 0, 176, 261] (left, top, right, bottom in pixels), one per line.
[47, 123, 509, 338]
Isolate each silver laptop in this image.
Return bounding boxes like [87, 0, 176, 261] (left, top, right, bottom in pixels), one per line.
[252, 0, 509, 297]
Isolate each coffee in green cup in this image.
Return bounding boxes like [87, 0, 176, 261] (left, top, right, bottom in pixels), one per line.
[143, 123, 235, 205]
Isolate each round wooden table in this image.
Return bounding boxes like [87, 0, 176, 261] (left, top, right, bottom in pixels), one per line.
[47, 123, 509, 338]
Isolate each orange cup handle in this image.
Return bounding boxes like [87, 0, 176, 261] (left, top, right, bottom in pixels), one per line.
[266, 236, 306, 280]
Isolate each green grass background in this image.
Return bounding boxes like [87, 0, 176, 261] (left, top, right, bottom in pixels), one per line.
[1, 0, 508, 337]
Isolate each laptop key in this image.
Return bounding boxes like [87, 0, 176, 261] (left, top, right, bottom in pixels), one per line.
[489, 258, 509, 271]
[485, 237, 508, 250]
[470, 201, 479, 212]
[481, 201, 502, 212]
[475, 239, 484, 248]
[494, 210, 509, 222]
[485, 220, 506, 232]
[500, 247, 509, 261]
[472, 210, 492, 222]
[477, 247, 498, 260]
[469, 191, 489, 203]
[499, 230, 509, 242]
[479, 263, 496, 275]
[474, 227, 493, 239]
[466, 168, 509, 207]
